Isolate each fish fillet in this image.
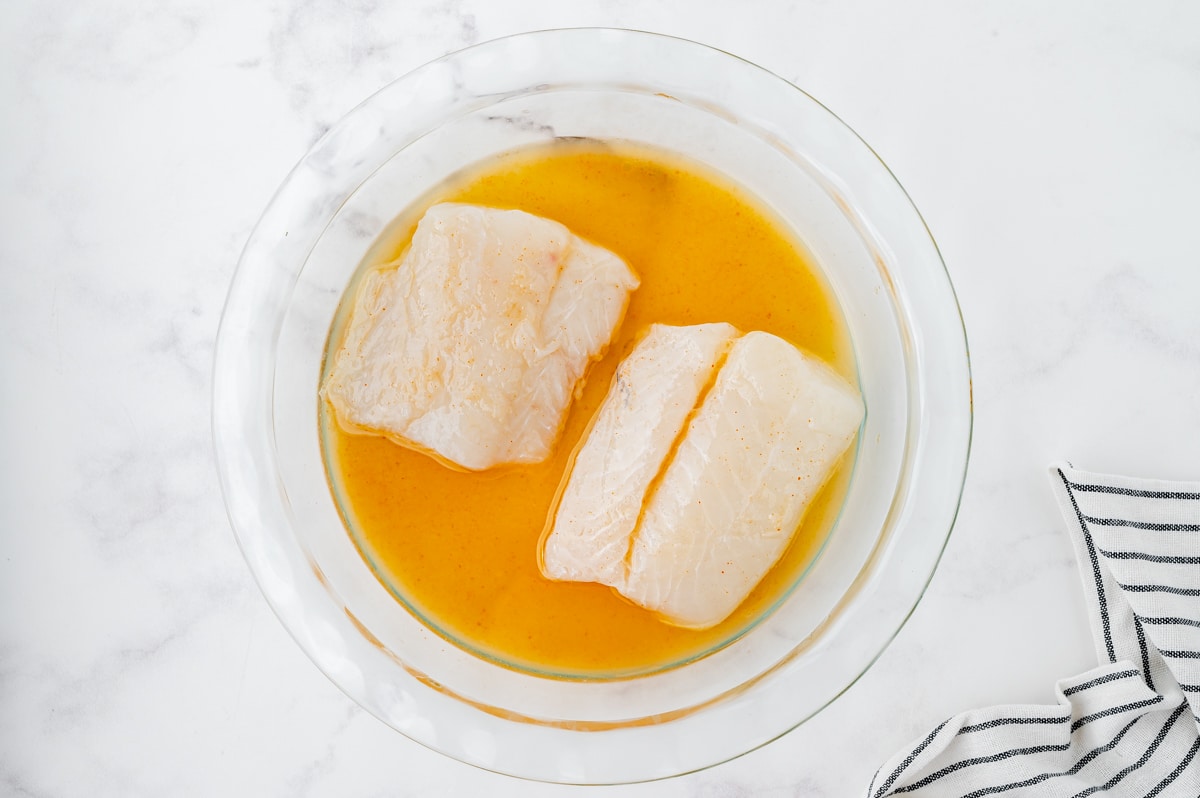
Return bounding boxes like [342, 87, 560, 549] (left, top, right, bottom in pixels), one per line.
[540, 327, 863, 629]
[623, 331, 864, 627]
[321, 203, 639, 471]
[541, 323, 740, 586]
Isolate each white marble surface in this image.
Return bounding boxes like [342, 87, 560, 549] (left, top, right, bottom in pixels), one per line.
[2, 1, 1199, 795]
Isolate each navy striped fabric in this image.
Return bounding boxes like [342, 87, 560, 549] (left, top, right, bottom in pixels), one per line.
[867, 466, 1200, 796]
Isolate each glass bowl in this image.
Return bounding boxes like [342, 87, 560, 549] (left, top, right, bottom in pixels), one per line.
[213, 28, 971, 784]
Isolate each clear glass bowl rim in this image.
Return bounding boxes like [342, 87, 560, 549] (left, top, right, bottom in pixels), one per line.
[213, 27, 973, 784]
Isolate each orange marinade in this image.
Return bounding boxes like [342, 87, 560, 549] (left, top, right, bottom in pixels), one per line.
[321, 141, 855, 677]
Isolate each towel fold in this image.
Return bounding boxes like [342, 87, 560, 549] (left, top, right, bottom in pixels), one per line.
[867, 465, 1200, 797]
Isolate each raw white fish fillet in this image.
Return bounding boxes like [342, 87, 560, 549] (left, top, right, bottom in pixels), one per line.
[540, 327, 863, 629]
[623, 331, 864, 628]
[321, 203, 639, 471]
[541, 323, 740, 586]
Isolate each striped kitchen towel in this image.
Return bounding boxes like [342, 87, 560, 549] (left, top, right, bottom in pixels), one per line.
[867, 465, 1200, 796]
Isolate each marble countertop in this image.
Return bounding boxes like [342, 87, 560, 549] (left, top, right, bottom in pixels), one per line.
[3, 1, 1198, 795]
